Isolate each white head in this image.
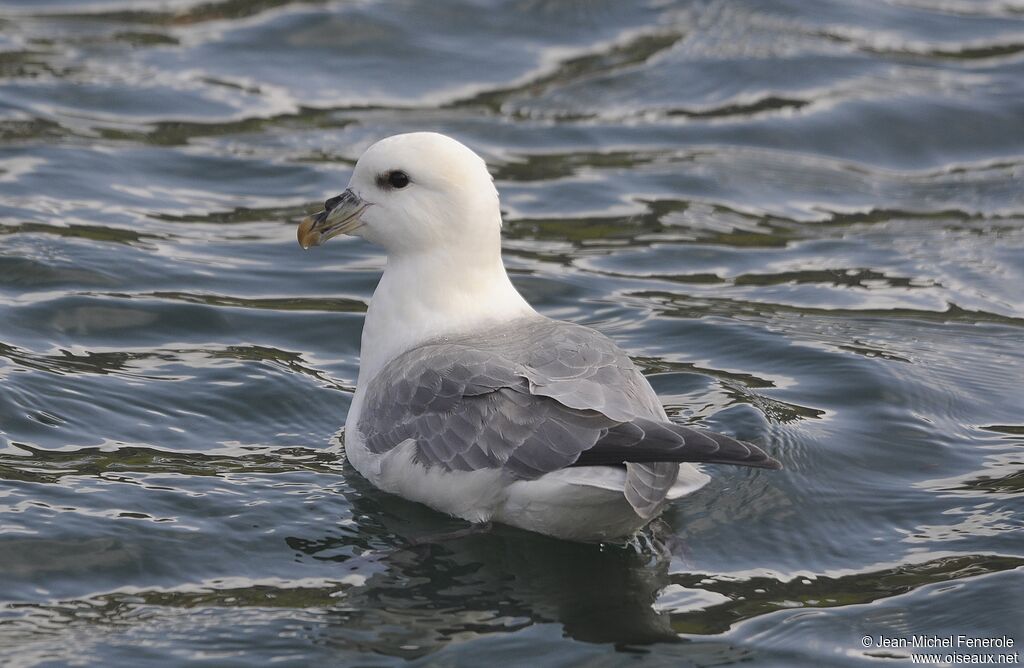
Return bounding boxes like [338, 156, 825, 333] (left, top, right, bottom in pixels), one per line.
[298, 132, 502, 258]
[298, 133, 536, 381]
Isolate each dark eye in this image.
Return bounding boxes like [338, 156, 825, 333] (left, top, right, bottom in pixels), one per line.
[379, 170, 410, 190]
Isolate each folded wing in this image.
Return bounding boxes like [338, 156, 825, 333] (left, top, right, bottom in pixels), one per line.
[358, 319, 780, 517]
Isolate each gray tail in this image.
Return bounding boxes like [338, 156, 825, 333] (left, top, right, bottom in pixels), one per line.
[575, 417, 782, 470]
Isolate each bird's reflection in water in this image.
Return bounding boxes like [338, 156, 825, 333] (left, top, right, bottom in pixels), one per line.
[289, 475, 682, 658]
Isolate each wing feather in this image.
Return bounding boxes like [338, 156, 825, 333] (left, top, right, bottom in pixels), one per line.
[358, 317, 780, 517]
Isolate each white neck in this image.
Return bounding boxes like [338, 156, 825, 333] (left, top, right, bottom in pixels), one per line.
[355, 245, 536, 387]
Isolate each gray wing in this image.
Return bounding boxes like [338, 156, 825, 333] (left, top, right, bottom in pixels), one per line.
[359, 344, 619, 478]
[495, 317, 666, 423]
[358, 318, 780, 517]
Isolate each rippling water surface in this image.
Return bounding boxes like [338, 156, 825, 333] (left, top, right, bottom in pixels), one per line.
[2, 0, 1023, 665]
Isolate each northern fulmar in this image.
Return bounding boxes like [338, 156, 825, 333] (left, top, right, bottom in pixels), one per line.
[297, 132, 780, 542]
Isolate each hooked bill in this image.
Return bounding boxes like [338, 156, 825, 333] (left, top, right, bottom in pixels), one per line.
[297, 211, 326, 249]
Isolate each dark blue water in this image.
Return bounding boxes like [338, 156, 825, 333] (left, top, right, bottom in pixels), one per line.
[1, 1, 1022, 665]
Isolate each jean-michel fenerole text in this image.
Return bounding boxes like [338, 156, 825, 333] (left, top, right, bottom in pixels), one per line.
[873, 635, 1014, 650]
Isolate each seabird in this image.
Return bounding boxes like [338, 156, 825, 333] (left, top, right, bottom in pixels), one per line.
[297, 132, 780, 542]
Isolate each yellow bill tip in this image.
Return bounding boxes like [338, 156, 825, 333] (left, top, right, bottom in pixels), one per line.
[297, 215, 322, 249]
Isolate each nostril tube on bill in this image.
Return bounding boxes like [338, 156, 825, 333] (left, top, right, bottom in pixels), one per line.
[324, 194, 342, 212]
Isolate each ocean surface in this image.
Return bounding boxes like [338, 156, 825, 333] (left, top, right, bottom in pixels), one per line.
[1, 0, 1023, 665]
